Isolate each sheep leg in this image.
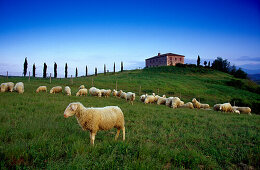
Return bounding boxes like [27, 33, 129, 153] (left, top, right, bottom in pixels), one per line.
[115, 129, 120, 140]
[122, 127, 125, 141]
[90, 132, 96, 145]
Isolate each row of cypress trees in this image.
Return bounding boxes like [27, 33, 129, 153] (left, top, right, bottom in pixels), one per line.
[23, 58, 124, 78]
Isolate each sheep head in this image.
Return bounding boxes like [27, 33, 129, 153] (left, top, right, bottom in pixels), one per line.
[64, 102, 81, 118]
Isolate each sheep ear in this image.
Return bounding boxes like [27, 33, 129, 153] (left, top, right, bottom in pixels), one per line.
[71, 104, 78, 111]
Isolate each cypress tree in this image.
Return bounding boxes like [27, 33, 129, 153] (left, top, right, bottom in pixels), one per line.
[113, 62, 115, 74]
[197, 55, 200, 66]
[95, 67, 97, 76]
[75, 67, 78, 78]
[104, 64, 106, 75]
[23, 57, 28, 76]
[54, 62, 57, 78]
[86, 65, 88, 77]
[65, 63, 68, 78]
[43, 63, 47, 78]
[121, 61, 123, 72]
[32, 63, 36, 77]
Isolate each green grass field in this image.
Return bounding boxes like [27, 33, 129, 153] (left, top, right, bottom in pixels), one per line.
[1, 67, 260, 169]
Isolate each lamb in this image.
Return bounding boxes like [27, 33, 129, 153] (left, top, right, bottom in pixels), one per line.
[232, 106, 251, 115]
[112, 89, 117, 97]
[36, 86, 47, 93]
[89, 87, 102, 97]
[79, 85, 85, 89]
[219, 103, 233, 112]
[0, 83, 8, 92]
[170, 97, 182, 109]
[14, 82, 24, 94]
[192, 98, 210, 109]
[6, 82, 14, 92]
[140, 94, 147, 102]
[76, 88, 88, 96]
[125, 92, 136, 105]
[178, 102, 194, 109]
[65, 86, 71, 96]
[154, 95, 160, 102]
[165, 97, 174, 107]
[64, 102, 125, 145]
[50, 86, 62, 94]
[116, 90, 123, 98]
[144, 94, 156, 104]
[157, 97, 166, 105]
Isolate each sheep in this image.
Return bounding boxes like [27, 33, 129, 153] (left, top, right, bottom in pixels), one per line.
[79, 85, 85, 89]
[192, 98, 210, 109]
[157, 96, 166, 105]
[213, 104, 221, 111]
[116, 90, 123, 98]
[233, 106, 251, 115]
[64, 102, 125, 145]
[101, 89, 111, 97]
[6, 82, 14, 92]
[219, 103, 233, 112]
[178, 102, 194, 109]
[154, 95, 160, 102]
[171, 97, 182, 109]
[120, 92, 127, 99]
[165, 97, 174, 107]
[89, 87, 102, 97]
[140, 94, 147, 102]
[76, 88, 88, 96]
[125, 92, 135, 105]
[144, 95, 156, 104]
[112, 89, 117, 97]
[36, 86, 47, 93]
[65, 86, 71, 96]
[200, 104, 210, 109]
[0, 83, 8, 92]
[14, 82, 24, 94]
[50, 86, 62, 94]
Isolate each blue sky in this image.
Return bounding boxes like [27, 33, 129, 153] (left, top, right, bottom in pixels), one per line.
[0, 0, 260, 76]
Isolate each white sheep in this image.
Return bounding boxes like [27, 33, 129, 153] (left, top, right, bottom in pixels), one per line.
[140, 94, 147, 102]
[65, 86, 71, 96]
[76, 88, 88, 96]
[79, 85, 85, 89]
[14, 82, 24, 94]
[157, 95, 166, 105]
[120, 92, 127, 99]
[232, 106, 251, 115]
[36, 86, 47, 93]
[144, 95, 156, 104]
[89, 87, 102, 97]
[112, 89, 117, 97]
[178, 102, 194, 109]
[125, 92, 136, 105]
[50, 86, 62, 94]
[0, 83, 8, 92]
[219, 103, 233, 112]
[170, 97, 182, 109]
[101, 89, 111, 97]
[6, 82, 14, 92]
[116, 90, 123, 98]
[192, 98, 210, 109]
[165, 97, 174, 107]
[64, 102, 125, 145]
[213, 104, 221, 111]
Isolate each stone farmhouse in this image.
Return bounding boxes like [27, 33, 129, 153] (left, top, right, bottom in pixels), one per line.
[145, 53, 185, 67]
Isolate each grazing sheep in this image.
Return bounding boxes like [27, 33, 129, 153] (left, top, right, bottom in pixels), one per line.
[200, 104, 210, 109]
[112, 89, 117, 97]
[65, 86, 71, 96]
[120, 92, 127, 99]
[140, 94, 147, 102]
[154, 95, 160, 102]
[213, 104, 221, 111]
[144, 95, 156, 104]
[157, 96, 167, 105]
[36, 86, 47, 93]
[219, 103, 233, 112]
[165, 97, 174, 107]
[50, 86, 62, 94]
[171, 97, 182, 109]
[125, 92, 136, 105]
[233, 106, 251, 115]
[101, 89, 111, 97]
[14, 82, 24, 94]
[192, 98, 210, 109]
[64, 102, 125, 145]
[6, 82, 14, 92]
[178, 102, 194, 109]
[76, 88, 88, 96]
[79, 85, 85, 89]
[89, 87, 102, 97]
[116, 90, 123, 98]
[0, 83, 8, 92]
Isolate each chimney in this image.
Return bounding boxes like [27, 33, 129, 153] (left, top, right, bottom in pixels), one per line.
[158, 53, 160, 56]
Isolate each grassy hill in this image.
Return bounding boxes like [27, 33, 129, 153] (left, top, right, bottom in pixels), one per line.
[0, 66, 259, 169]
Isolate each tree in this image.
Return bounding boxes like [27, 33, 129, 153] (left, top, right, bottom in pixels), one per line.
[229, 65, 237, 75]
[54, 62, 57, 78]
[211, 57, 230, 73]
[113, 62, 115, 74]
[208, 61, 210, 67]
[85, 65, 88, 77]
[65, 63, 68, 78]
[95, 67, 97, 76]
[121, 61, 123, 72]
[204, 61, 207, 67]
[75, 67, 78, 78]
[32, 63, 36, 77]
[43, 63, 47, 78]
[197, 55, 200, 66]
[234, 68, 247, 79]
[104, 64, 106, 75]
[23, 57, 28, 76]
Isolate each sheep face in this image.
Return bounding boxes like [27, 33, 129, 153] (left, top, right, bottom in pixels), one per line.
[64, 103, 79, 118]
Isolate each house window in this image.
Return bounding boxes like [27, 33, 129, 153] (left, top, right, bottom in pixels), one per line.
[175, 58, 177, 61]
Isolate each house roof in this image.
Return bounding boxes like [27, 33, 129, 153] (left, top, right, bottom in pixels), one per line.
[146, 53, 185, 60]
